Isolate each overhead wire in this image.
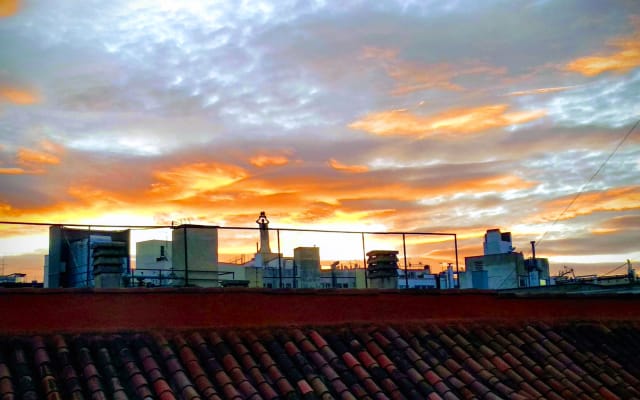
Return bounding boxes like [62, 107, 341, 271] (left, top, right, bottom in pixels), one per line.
[602, 261, 628, 277]
[536, 118, 640, 247]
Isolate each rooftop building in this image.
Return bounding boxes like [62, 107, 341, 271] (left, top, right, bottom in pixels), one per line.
[46, 226, 130, 288]
[483, 228, 515, 255]
[461, 229, 550, 290]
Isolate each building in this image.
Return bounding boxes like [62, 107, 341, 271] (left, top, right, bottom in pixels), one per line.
[319, 262, 367, 289]
[397, 265, 438, 289]
[46, 226, 130, 288]
[483, 228, 515, 255]
[133, 240, 175, 287]
[460, 229, 550, 290]
[366, 250, 399, 289]
[0, 272, 42, 288]
[0, 272, 26, 284]
[171, 225, 220, 287]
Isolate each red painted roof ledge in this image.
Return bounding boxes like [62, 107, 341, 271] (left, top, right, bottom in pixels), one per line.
[1, 288, 639, 335]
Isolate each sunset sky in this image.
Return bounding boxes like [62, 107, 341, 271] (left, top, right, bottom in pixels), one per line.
[1, 0, 639, 281]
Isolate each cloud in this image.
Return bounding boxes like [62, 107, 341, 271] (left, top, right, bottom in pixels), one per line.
[150, 162, 248, 201]
[565, 16, 640, 76]
[249, 154, 290, 168]
[17, 148, 60, 166]
[534, 186, 640, 223]
[0, 141, 64, 175]
[328, 159, 368, 173]
[508, 86, 577, 96]
[543, 70, 640, 128]
[0, 0, 19, 18]
[361, 46, 506, 95]
[595, 215, 640, 233]
[539, 230, 640, 259]
[0, 1, 638, 276]
[349, 105, 546, 137]
[0, 167, 26, 175]
[0, 86, 38, 105]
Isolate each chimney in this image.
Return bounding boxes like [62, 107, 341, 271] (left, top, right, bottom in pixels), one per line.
[256, 211, 272, 254]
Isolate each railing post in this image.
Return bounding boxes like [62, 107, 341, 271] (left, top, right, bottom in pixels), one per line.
[361, 232, 368, 288]
[183, 226, 189, 286]
[277, 229, 282, 288]
[403, 233, 409, 289]
[454, 234, 459, 288]
[87, 225, 91, 287]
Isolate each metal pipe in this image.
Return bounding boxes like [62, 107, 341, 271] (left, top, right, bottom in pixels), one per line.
[277, 229, 282, 288]
[530, 241, 536, 261]
[454, 234, 459, 288]
[87, 225, 91, 287]
[183, 226, 189, 286]
[361, 232, 368, 288]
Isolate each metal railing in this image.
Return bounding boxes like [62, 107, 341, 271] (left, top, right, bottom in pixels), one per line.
[0, 221, 460, 289]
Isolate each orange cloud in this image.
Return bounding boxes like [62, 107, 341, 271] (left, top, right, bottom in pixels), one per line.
[362, 46, 505, 95]
[249, 154, 289, 168]
[0, 167, 26, 175]
[565, 16, 640, 76]
[0, 86, 38, 105]
[150, 162, 247, 200]
[534, 186, 640, 223]
[328, 159, 368, 173]
[17, 148, 60, 166]
[0, 0, 19, 18]
[349, 105, 545, 136]
[508, 86, 576, 96]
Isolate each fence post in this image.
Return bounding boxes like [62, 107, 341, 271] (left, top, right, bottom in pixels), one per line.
[183, 226, 189, 286]
[277, 229, 282, 288]
[454, 234, 459, 288]
[86, 225, 91, 287]
[403, 233, 409, 289]
[361, 232, 368, 289]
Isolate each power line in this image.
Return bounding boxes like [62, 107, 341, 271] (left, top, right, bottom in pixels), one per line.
[602, 262, 628, 277]
[536, 118, 640, 247]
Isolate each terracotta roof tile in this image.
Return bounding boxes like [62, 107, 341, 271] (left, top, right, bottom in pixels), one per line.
[3, 317, 640, 400]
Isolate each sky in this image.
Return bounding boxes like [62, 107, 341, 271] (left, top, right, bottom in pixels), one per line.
[0, 0, 639, 281]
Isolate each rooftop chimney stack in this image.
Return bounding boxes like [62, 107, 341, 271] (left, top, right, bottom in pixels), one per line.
[256, 211, 272, 254]
[366, 250, 399, 289]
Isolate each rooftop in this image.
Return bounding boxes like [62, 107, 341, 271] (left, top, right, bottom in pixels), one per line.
[1, 289, 639, 399]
